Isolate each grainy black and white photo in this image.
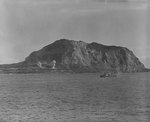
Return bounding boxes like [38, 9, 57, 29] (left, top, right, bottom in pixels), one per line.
[0, 0, 150, 122]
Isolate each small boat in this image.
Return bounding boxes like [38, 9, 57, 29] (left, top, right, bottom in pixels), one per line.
[100, 72, 117, 78]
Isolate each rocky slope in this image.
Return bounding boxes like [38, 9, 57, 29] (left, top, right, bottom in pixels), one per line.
[18, 39, 145, 72]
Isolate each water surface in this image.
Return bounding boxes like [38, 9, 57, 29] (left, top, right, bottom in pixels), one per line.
[0, 72, 149, 122]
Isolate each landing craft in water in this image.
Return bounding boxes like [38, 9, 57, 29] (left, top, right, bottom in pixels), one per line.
[100, 72, 118, 78]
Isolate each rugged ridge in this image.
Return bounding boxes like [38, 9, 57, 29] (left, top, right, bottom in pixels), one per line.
[20, 39, 145, 72]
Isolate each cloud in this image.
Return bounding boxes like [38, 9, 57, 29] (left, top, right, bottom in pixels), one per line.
[140, 55, 150, 59]
[3, 0, 82, 5]
[93, 0, 148, 3]
[91, 0, 149, 9]
[93, 0, 128, 2]
[3, 0, 149, 12]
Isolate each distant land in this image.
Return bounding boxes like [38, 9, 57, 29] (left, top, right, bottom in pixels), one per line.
[0, 39, 149, 73]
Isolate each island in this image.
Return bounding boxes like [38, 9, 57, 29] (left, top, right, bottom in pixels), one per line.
[0, 39, 147, 73]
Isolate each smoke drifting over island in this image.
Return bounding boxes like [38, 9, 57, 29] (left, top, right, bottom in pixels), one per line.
[0, 0, 150, 68]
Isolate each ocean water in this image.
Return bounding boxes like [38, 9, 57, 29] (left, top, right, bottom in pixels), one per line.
[0, 72, 149, 122]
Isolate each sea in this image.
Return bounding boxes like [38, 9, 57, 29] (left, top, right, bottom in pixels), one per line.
[0, 72, 149, 122]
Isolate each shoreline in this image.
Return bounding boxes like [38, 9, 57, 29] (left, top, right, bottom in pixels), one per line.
[0, 68, 149, 74]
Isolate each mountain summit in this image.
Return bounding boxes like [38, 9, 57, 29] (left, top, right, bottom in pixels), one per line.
[19, 39, 144, 72]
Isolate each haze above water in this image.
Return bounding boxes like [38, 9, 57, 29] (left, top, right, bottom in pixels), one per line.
[0, 72, 149, 122]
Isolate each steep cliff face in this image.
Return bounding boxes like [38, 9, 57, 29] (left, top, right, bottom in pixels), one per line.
[23, 39, 145, 72]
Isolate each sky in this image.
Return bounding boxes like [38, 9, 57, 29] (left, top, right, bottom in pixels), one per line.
[0, 0, 150, 68]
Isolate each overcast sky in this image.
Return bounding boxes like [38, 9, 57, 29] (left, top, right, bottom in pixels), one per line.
[0, 0, 150, 68]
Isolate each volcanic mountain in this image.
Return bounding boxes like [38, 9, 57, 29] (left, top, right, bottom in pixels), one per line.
[0, 39, 145, 73]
